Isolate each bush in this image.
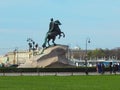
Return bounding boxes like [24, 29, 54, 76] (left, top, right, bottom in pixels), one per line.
[0, 67, 97, 73]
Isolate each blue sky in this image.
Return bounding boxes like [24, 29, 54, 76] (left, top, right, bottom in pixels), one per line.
[0, 0, 120, 54]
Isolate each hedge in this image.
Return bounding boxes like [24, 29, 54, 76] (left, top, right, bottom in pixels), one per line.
[0, 67, 111, 73]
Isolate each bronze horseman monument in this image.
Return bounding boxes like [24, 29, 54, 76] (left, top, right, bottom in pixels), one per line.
[42, 18, 65, 48]
[19, 18, 71, 68]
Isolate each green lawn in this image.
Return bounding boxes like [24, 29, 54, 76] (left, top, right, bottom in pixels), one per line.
[0, 75, 120, 90]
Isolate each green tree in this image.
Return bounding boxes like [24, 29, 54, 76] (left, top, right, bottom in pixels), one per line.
[88, 49, 105, 60]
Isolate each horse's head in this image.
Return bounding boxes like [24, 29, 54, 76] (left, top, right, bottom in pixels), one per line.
[54, 20, 61, 25]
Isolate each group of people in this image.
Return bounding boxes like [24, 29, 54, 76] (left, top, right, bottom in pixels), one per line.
[96, 62, 120, 74]
[109, 62, 120, 74]
[96, 63, 105, 74]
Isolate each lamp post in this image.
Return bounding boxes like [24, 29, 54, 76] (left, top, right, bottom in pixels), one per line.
[85, 38, 90, 75]
[13, 48, 18, 65]
[13, 50, 16, 65]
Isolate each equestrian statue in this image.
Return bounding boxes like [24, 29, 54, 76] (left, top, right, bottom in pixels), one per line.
[42, 18, 65, 48]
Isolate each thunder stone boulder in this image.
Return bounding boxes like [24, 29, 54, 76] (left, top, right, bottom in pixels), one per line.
[18, 45, 71, 68]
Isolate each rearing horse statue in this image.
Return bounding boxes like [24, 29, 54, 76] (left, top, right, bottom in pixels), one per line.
[42, 20, 65, 48]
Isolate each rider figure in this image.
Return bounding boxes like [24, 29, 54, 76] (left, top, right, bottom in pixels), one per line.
[48, 18, 54, 33]
[43, 18, 54, 47]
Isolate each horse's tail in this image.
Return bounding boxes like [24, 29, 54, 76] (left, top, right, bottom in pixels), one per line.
[42, 34, 48, 48]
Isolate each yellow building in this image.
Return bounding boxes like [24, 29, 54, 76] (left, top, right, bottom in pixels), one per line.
[0, 49, 40, 67]
[7, 50, 32, 65]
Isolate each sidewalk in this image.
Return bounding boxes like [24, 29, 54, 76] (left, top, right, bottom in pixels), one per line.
[0, 72, 120, 76]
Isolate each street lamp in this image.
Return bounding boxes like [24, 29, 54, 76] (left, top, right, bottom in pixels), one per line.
[27, 38, 33, 52]
[85, 38, 90, 75]
[27, 38, 39, 57]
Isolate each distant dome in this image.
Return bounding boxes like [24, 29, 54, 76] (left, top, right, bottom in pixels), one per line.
[74, 46, 80, 50]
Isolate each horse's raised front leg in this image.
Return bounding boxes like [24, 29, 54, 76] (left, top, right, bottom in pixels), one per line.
[61, 32, 65, 38]
[58, 32, 65, 39]
[58, 34, 62, 39]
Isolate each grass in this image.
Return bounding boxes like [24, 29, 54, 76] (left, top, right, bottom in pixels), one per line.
[0, 75, 120, 90]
